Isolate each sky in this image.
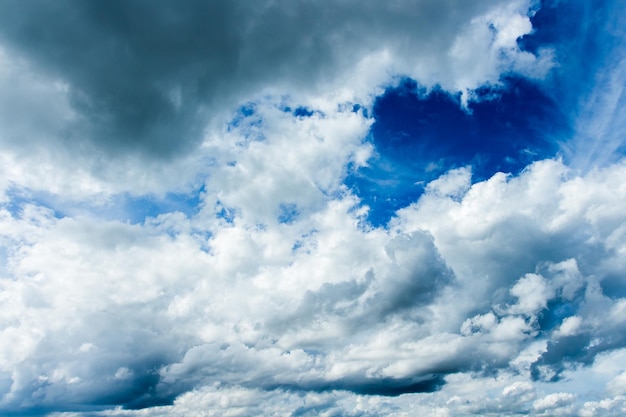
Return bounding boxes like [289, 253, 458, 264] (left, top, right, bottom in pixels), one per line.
[0, 0, 625, 416]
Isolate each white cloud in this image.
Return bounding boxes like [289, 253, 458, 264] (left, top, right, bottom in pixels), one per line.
[555, 315, 583, 337]
[425, 167, 472, 199]
[0, 1, 624, 415]
[1, 154, 625, 415]
[508, 273, 554, 316]
[533, 392, 576, 413]
[0, 0, 550, 204]
[503, 380, 534, 397]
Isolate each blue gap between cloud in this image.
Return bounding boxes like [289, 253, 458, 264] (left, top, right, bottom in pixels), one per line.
[122, 187, 204, 224]
[522, 0, 626, 168]
[345, 76, 567, 227]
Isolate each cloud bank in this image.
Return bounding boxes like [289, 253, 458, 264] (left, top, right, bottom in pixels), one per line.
[0, 0, 550, 199]
[0, 0, 625, 416]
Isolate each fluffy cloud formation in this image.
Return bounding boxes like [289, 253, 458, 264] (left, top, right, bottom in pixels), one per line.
[0, 0, 625, 416]
[0, 0, 547, 200]
[2, 147, 626, 415]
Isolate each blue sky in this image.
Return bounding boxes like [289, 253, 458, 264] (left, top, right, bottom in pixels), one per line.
[0, 0, 625, 416]
[346, 75, 566, 225]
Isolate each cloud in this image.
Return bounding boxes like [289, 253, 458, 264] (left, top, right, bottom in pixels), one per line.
[0, 0, 549, 203]
[1, 153, 626, 415]
[0, 0, 499, 154]
[0, 0, 625, 416]
[533, 392, 576, 414]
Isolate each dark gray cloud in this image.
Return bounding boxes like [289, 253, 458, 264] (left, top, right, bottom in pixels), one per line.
[273, 373, 446, 396]
[0, 0, 505, 160]
[373, 232, 454, 316]
[531, 309, 626, 382]
[280, 231, 453, 332]
[0, 304, 182, 413]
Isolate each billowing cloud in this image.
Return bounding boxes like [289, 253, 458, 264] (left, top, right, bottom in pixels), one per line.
[0, 0, 549, 200]
[2, 151, 626, 415]
[0, 0, 625, 416]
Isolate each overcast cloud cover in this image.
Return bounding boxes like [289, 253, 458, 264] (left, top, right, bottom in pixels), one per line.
[0, 0, 625, 415]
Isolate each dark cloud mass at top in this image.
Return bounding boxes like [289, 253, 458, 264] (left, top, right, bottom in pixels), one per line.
[346, 76, 567, 225]
[0, 0, 498, 159]
[1, 0, 626, 416]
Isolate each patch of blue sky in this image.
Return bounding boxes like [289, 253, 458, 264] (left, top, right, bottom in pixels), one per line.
[227, 102, 267, 145]
[215, 200, 236, 225]
[2, 187, 65, 219]
[278, 203, 299, 224]
[293, 106, 314, 117]
[344, 0, 626, 227]
[520, 0, 612, 106]
[291, 240, 304, 252]
[2, 186, 204, 225]
[521, 0, 626, 169]
[349, 103, 369, 118]
[227, 102, 257, 130]
[345, 76, 566, 227]
[292, 228, 318, 253]
[280, 103, 327, 119]
[121, 188, 204, 224]
[538, 298, 579, 333]
[2, 189, 35, 218]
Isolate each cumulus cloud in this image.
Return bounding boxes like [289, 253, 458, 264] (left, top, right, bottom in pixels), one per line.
[0, 0, 549, 202]
[0, 0, 625, 416]
[2, 151, 626, 415]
